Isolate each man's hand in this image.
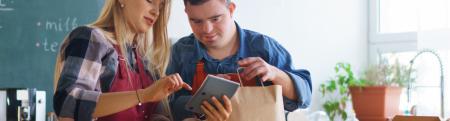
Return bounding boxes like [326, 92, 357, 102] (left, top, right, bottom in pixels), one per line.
[238, 57, 298, 100]
[201, 95, 232, 121]
[237, 57, 283, 83]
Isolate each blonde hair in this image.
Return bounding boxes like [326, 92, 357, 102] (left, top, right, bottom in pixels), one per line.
[54, 0, 173, 119]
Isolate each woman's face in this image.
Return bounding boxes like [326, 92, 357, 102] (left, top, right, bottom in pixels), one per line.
[121, 0, 164, 33]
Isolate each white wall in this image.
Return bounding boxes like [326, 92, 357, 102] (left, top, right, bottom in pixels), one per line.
[168, 0, 369, 115]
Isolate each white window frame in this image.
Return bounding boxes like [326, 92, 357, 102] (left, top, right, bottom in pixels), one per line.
[370, 1, 450, 118]
[369, 0, 418, 64]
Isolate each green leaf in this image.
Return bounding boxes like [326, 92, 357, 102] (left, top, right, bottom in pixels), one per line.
[339, 85, 347, 95]
[327, 80, 337, 92]
[338, 76, 345, 85]
[321, 62, 360, 121]
[342, 111, 348, 120]
[334, 65, 339, 73]
[320, 84, 326, 95]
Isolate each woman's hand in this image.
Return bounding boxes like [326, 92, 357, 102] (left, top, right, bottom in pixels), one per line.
[142, 73, 192, 102]
[201, 95, 232, 121]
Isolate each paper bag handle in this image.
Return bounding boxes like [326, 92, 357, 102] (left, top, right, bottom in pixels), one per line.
[237, 67, 271, 99]
[236, 67, 265, 87]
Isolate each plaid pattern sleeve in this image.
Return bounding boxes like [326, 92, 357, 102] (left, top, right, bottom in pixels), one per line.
[53, 26, 118, 121]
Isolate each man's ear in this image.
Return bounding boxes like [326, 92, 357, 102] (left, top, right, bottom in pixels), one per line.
[228, 2, 236, 17]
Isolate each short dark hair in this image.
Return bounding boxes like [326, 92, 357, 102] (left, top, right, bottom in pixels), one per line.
[183, 0, 230, 6]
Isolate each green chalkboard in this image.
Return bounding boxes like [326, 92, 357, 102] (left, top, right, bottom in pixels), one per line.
[0, 0, 104, 113]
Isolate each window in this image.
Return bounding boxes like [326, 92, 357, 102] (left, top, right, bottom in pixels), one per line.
[379, 0, 419, 33]
[370, 0, 450, 43]
[371, 0, 450, 118]
[379, 0, 450, 34]
[381, 51, 450, 117]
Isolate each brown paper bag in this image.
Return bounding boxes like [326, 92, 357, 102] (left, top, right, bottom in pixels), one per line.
[228, 85, 286, 121]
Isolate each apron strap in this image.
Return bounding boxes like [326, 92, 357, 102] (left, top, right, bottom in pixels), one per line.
[134, 48, 153, 86]
[192, 60, 207, 94]
[113, 45, 127, 79]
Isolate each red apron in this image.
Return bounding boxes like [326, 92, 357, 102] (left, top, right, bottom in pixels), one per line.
[98, 46, 158, 121]
[191, 60, 257, 93]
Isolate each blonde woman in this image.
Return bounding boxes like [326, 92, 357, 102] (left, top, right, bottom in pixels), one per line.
[53, 0, 191, 120]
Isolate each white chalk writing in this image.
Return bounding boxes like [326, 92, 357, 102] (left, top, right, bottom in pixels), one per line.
[0, 0, 5, 7]
[36, 38, 59, 52]
[45, 17, 78, 32]
[0, 0, 14, 11]
[35, 17, 80, 53]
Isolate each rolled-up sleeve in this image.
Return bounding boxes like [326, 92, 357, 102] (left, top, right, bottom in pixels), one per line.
[54, 27, 114, 120]
[263, 36, 312, 111]
[283, 70, 312, 111]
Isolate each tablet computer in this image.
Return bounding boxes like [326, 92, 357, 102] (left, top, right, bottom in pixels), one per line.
[185, 74, 240, 114]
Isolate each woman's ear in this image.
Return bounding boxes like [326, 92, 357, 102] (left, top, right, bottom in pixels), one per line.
[118, 0, 125, 7]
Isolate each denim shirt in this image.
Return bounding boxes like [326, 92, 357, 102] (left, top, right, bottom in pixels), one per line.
[167, 22, 312, 120]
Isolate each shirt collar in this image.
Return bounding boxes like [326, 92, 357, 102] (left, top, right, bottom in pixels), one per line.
[235, 22, 248, 59]
[192, 21, 248, 63]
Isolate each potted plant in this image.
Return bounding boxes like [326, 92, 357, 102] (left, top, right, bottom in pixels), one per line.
[320, 63, 363, 121]
[350, 60, 411, 121]
[320, 61, 412, 121]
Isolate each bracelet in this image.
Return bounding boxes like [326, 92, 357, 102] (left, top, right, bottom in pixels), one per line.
[135, 90, 142, 106]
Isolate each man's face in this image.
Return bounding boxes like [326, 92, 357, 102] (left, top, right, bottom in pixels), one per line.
[185, 0, 235, 49]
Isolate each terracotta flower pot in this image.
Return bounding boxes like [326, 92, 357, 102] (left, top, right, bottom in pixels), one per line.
[349, 86, 403, 121]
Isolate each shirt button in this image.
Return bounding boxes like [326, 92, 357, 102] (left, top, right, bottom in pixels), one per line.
[145, 115, 148, 119]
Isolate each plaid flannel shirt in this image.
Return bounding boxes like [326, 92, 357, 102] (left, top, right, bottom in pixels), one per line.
[54, 26, 124, 120]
